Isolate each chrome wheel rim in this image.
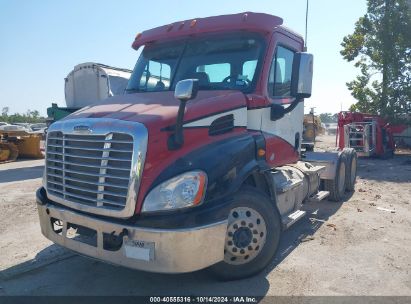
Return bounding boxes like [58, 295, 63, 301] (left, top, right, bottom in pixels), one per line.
[224, 207, 267, 265]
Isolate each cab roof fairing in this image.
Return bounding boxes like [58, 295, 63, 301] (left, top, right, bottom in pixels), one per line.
[131, 12, 284, 50]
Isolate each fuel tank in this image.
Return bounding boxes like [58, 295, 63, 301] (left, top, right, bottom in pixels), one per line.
[270, 161, 323, 216]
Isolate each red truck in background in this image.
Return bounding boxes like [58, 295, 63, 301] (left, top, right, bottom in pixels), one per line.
[337, 111, 395, 158]
[37, 12, 357, 280]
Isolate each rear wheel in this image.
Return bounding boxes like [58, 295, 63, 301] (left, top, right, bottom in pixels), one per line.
[324, 153, 347, 202]
[344, 148, 357, 192]
[209, 187, 281, 280]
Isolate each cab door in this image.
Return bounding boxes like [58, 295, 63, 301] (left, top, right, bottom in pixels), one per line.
[260, 31, 304, 167]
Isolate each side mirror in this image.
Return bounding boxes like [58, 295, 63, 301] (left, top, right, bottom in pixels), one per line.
[169, 79, 199, 150]
[174, 79, 199, 102]
[291, 53, 313, 99]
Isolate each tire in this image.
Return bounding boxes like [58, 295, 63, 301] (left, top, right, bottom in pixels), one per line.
[324, 153, 347, 202]
[208, 187, 281, 280]
[305, 144, 314, 152]
[343, 148, 357, 192]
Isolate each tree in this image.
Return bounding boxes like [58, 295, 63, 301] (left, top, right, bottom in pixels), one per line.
[341, 0, 411, 121]
[0, 109, 45, 124]
[319, 113, 338, 123]
[1, 107, 9, 116]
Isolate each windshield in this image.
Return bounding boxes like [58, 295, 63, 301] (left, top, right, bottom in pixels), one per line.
[126, 32, 265, 94]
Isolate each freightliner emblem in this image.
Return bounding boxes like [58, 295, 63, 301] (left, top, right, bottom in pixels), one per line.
[73, 125, 92, 134]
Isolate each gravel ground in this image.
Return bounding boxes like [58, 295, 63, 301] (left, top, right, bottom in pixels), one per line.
[0, 160, 70, 278]
[0, 135, 410, 296]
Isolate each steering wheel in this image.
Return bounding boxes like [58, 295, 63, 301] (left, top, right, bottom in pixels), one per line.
[222, 75, 251, 86]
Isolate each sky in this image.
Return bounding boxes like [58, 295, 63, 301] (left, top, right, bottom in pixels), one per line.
[0, 0, 367, 116]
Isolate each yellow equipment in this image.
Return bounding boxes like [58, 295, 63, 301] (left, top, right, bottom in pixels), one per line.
[0, 129, 44, 163]
[303, 114, 325, 141]
[0, 147, 10, 161]
[0, 142, 19, 163]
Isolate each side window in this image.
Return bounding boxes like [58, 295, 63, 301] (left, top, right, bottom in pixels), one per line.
[196, 63, 230, 82]
[268, 46, 295, 98]
[139, 61, 171, 91]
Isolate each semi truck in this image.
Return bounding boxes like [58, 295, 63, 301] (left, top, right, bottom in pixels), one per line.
[36, 12, 357, 280]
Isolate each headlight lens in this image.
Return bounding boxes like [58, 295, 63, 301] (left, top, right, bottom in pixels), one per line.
[142, 170, 207, 213]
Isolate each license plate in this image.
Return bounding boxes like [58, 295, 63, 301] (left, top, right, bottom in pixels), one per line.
[124, 239, 154, 261]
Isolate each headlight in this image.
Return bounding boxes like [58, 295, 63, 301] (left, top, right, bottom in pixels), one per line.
[142, 170, 207, 213]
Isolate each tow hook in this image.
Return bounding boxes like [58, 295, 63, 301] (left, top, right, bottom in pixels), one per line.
[121, 228, 129, 238]
[103, 228, 129, 251]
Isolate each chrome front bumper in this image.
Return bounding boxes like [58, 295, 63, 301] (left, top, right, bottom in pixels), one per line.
[37, 202, 227, 273]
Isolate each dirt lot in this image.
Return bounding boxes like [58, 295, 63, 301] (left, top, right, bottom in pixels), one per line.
[0, 135, 410, 296]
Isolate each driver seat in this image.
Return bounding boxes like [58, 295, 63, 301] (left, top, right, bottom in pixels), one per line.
[190, 72, 210, 88]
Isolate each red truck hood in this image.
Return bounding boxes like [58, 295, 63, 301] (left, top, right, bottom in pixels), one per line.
[67, 90, 248, 131]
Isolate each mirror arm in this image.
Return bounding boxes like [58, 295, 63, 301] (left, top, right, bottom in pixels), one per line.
[174, 101, 187, 148]
[282, 97, 302, 115]
[168, 79, 198, 150]
[271, 97, 303, 122]
[168, 101, 187, 150]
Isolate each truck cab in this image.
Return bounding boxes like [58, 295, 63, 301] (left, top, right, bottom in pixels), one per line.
[37, 12, 357, 280]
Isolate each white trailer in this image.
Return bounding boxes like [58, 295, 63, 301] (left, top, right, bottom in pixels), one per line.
[65, 62, 132, 108]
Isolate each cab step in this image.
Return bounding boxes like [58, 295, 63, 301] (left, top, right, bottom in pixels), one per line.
[282, 210, 306, 229]
[308, 191, 330, 202]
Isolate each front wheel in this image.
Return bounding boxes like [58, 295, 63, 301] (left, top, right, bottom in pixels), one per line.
[209, 187, 281, 280]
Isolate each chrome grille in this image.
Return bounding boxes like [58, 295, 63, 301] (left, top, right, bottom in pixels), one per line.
[45, 118, 147, 218]
[46, 132, 133, 210]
